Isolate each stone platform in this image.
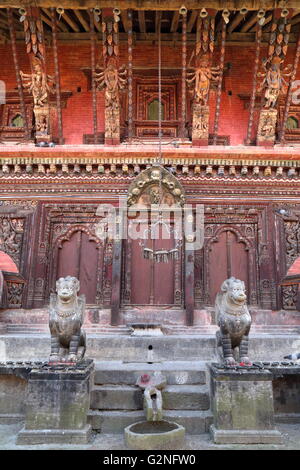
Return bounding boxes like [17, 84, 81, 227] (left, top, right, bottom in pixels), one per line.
[0, 330, 300, 362]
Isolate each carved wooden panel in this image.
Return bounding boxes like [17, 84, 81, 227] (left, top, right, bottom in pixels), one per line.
[281, 208, 300, 309]
[0, 216, 25, 268]
[195, 207, 261, 308]
[32, 204, 112, 308]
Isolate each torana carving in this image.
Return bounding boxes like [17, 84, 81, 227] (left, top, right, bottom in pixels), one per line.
[215, 277, 252, 365]
[49, 276, 86, 363]
[127, 166, 185, 208]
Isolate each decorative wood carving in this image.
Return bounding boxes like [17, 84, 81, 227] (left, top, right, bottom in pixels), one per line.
[32, 203, 113, 308]
[187, 13, 220, 145]
[256, 13, 292, 146]
[195, 206, 263, 309]
[20, 7, 55, 143]
[6, 281, 24, 308]
[284, 219, 300, 269]
[127, 166, 185, 207]
[282, 284, 298, 310]
[95, 11, 127, 145]
[0, 216, 24, 267]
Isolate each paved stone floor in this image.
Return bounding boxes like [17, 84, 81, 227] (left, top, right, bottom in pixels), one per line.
[0, 422, 300, 450]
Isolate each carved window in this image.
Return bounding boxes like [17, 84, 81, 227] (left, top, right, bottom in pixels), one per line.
[286, 116, 299, 129]
[10, 113, 25, 127]
[147, 99, 165, 121]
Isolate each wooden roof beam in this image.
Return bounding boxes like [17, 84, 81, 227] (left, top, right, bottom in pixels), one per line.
[155, 10, 162, 34]
[187, 10, 197, 33]
[240, 12, 258, 32]
[61, 10, 80, 32]
[227, 12, 244, 33]
[291, 14, 300, 26]
[138, 10, 146, 33]
[121, 9, 130, 32]
[170, 10, 180, 33]
[41, 8, 68, 31]
[73, 9, 89, 32]
[249, 13, 272, 32]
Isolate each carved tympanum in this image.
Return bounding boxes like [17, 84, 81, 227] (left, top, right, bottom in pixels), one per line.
[127, 166, 185, 208]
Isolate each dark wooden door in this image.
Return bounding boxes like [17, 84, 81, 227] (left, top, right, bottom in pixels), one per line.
[56, 230, 100, 304]
[123, 221, 182, 306]
[208, 230, 250, 305]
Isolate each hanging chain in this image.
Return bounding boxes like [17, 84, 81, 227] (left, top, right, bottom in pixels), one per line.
[158, 14, 162, 166]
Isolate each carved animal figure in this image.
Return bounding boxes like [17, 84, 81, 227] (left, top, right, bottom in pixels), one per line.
[49, 276, 86, 363]
[215, 277, 252, 365]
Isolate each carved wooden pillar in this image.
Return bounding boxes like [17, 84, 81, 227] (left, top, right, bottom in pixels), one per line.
[279, 23, 300, 144]
[258, 207, 278, 310]
[110, 213, 123, 325]
[89, 8, 98, 144]
[297, 285, 300, 311]
[187, 10, 218, 147]
[127, 9, 133, 143]
[246, 16, 262, 145]
[20, 7, 55, 143]
[256, 9, 292, 147]
[185, 244, 194, 326]
[50, 8, 63, 145]
[212, 15, 226, 145]
[97, 8, 126, 146]
[181, 8, 187, 139]
[7, 8, 30, 141]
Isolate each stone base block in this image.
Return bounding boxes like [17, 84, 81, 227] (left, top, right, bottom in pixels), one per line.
[210, 425, 283, 445]
[192, 138, 208, 147]
[0, 413, 23, 424]
[17, 424, 92, 445]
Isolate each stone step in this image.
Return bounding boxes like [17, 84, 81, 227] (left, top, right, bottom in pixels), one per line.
[90, 384, 210, 411]
[2, 334, 300, 362]
[87, 409, 213, 435]
[93, 361, 208, 385]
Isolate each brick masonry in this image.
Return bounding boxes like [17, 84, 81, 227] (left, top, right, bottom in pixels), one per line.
[1, 42, 300, 145]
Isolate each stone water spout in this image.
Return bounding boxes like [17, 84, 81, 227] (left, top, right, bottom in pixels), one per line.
[124, 371, 185, 450]
[136, 372, 167, 421]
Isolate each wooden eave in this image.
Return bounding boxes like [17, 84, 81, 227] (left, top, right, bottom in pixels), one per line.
[0, 145, 300, 166]
[1, 1, 300, 10]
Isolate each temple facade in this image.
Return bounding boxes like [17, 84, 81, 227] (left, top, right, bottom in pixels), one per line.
[0, 1, 299, 330]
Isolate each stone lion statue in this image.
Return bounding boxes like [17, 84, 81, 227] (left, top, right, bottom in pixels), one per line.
[49, 276, 86, 363]
[215, 277, 252, 365]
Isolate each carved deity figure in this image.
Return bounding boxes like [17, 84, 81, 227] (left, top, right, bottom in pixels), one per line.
[20, 59, 54, 108]
[215, 277, 252, 365]
[187, 54, 221, 105]
[95, 60, 127, 140]
[49, 276, 86, 363]
[260, 114, 275, 136]
[20, 59, 55, 138]
[258, 56, 292, 109]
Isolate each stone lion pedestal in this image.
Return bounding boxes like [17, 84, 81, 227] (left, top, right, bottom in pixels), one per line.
[209, 364, 283, 444]
[17, 359, 94, 445]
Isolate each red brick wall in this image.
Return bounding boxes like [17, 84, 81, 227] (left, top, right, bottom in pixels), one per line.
[1, 41, 300, 145]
